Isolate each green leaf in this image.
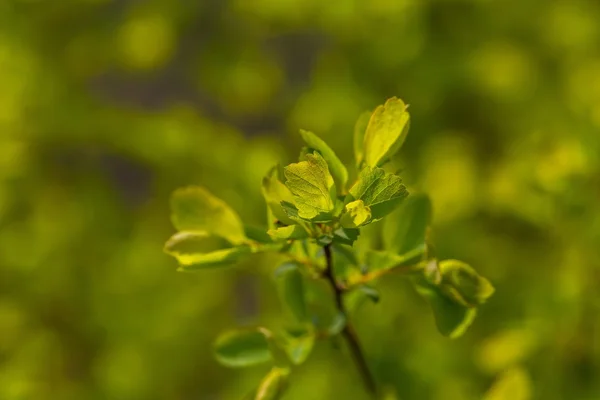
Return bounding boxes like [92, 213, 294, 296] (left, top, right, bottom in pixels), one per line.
[348, 167, 408, 220]
[170, 186, 247, 245]
[278, 327, 315, 365]
[438, 260, 495, 307]
[300, 129, 348, 192]
[383, 194, 432, 256]
[262, 166, 297, 226]
[214, 329, 273, 368]
[284, 152, 337, 221]
[268, 225, 309, 241]
[245, 225, 274, 244]
[275, 263, 308, 322]
[483, 367, 532, 400]
[414, 279, 477, 339]
[363, 97, 410, 167]
[255, 367, 290, 400]
[364, 247, 425, 273]
[353, 110, 372, 168]
[333, 227, 360, 246]
[327, 312, 347, 336]
[164, 231, 251, 270]
[340, 199, 372, 228]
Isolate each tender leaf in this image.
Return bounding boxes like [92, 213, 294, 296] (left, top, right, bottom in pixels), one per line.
[483, 367, 533, 400]
[214, 329, 273, 368]
[348, 167, 408, 220]
[284, 152, 337, 221]
[262, 166, 297, 226]
[275, 263, 308, 322]
[340, 199, 372, 228]
[353, 110, 372, 168]
[414, 278, 477, 339]
[268, 225, 309, 241]
[300, 129, 348, 192]
[170, 186, 247, 244]
[255, 367, 290, 400]
[438, 260, 495, 307]
[383, 194, 432, 256]
[164, 231, 251, 270]
[363, 97, 410, 167]
[278, 327, 315, 365]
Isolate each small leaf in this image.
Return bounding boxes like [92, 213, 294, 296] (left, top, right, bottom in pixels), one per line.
[333, 227, 360, 246]
[268, 225, 309, 241]
[438, 260, 495, 307]
[164, 231, 251, 270]
[340, 199, 372, 228]
[214, 329, 273, 368]
[255, 367, 290, 400]
[275, 263, 308, 322]
[300, 129, 348, 193]
[363, 97, 410, 167]
[284, 152, 337, 221]
[353, 110, 372, 168]
[278, 327, 315, 365]
[364, 247, 425, 273]
[383, 194, 432, 256]
[348, 167, 408, 220]
[483, 367, 533, 400]
[262, 166, 297, 226]
[414, 278, 477, 339]
[170, 186, 247, 245]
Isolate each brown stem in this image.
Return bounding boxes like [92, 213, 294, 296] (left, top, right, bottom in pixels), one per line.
[323, 244, 377, 396]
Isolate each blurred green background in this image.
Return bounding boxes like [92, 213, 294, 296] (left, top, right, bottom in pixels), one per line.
[1, 0, 599, 399]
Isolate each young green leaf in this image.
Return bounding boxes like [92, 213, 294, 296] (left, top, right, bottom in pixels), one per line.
[255, 367, 290, 400]
[275, 263, 308, 322]
[214, 329, 273, 368]
[278, 327, 316, 365]
[164, 231, 251, 270]
[347, 167, 408, 220]
[353, 110, 372, 168]
[300, 129, 348, 192]
[262, 166, 297, 226]
[170, 186, 247, 245]
[363, 97, 410, 167]
[340, 199, 372, 228]
[268, 225, 309, 241]
[438, 260, 495, 307]
[284, 152, 337, 221]
[414, 279, 477, 339]
[383, 194, 432, 256]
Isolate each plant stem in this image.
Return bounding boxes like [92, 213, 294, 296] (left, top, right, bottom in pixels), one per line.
[323, 244, 377, 396]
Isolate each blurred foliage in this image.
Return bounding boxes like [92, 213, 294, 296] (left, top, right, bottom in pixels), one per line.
[1, 0, 599, 399]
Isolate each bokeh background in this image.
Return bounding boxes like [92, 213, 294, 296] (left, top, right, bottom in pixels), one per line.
[1, 0, 600, 399]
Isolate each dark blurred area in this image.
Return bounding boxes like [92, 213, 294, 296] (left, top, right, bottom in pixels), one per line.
[1, 0, 599, 399]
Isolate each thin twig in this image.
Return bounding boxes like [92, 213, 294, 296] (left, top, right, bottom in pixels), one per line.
[323, 244, 377, 396]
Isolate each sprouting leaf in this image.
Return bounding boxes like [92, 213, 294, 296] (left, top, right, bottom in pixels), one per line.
[278, 327, 316, 365]
[275, 263, 308, 322]
[363, 97, 410, 167]
[284, 152, 337, 221]
[262, 166, 297, 226]
[214, 329, 273, 368]
[414, 279, 477, 339]
[255, 367, 290, 400]
[483, 367, 533, 400]
[438, 260, 495, 307]
[354, 110, 372, 168]
[268, 225, 309, 241]
[300, 129, 348, 192]
[164, 231, 251, 270]
[347, 167, 408, 220]
[383, 194, 432, 256]
[340, 199, 372, 228]
[170, 186, 247, 245]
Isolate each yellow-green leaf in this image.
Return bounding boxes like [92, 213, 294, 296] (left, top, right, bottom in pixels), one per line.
[363, 97, 410, 167]
[284, 152, 336, 220]
[347, 167, 408, 220]
[268, 225, 309, 241]
[255, 367, 290, 400]
[262, 166, 297, 226]
[439, 260, 495, 307]
[353, 110, 372, 168]
[214, 329, 272, 368]
[299, 129, 348, 193]
[340, 199, 372, 228]
[170, 186, 246, 245]
[484, 367, 533, 400]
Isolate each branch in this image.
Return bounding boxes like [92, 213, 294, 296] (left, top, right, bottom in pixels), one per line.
[323, 244, 377, 396]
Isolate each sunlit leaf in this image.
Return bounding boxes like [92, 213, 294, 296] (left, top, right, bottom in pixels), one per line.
[438, 260, 495, 307]
[340, 199, 372, 228]
[347, 166, 408, 220]
[353, 110, 372, 168]
[268, 225, 309, 241]
[262, 165, 297, 226]
[383, 194, 432, 256]
[363, 97, 410, 167]
[483, 367, 533, 400]
[214, 329, 272, 368]
[284, 152, 337, 221]
[300, 129, 348, 192]
[255, 367, 290, 400]
[170, 186, 247, 245]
